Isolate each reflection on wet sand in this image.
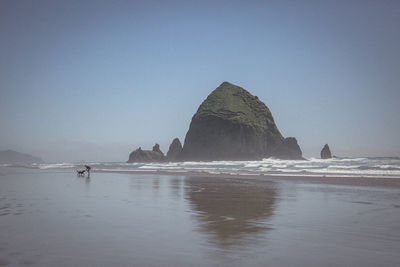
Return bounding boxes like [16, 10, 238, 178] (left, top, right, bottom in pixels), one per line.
[185, 176, 276, 247]
[168, 176, 184, 199]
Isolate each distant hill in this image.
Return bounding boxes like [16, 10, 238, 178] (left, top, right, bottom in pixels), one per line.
[0, 150, 44, 164]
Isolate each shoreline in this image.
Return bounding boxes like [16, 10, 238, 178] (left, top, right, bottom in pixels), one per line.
[93, 169, 400, 187]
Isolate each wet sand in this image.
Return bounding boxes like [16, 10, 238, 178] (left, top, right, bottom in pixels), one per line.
[0, 167, 400, 266]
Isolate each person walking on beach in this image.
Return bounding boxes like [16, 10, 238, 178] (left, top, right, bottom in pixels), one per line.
[85, 165, 91, 177]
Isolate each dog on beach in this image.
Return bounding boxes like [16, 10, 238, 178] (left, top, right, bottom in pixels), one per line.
[76, 170, 86, 176]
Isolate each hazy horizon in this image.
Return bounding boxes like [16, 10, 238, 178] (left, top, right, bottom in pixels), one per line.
[1, 0, 400, 162]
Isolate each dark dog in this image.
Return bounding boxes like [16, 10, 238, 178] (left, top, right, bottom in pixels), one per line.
[76, 170, 86, 176]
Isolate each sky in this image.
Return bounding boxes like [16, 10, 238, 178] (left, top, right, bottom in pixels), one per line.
[0, 0, 399, 162]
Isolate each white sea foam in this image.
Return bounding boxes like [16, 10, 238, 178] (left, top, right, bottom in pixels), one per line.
[0, 164, 12, 167]
[6, 157, 400, 178]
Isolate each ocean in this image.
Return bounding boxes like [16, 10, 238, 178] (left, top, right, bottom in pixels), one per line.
[6, 156, 400, 178]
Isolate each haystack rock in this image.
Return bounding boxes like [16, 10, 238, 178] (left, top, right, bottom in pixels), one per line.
[320, 144, 332, 159]
[180, 81, 303, 160]
[166, 138, 183, 161]
[127, 143, 165, 163]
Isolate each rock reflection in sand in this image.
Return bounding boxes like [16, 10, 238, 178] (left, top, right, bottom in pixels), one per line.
[185, 176, 276, 247]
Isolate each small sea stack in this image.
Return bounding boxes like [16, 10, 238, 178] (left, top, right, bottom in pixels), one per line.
[166, 138, 183, 161]
[320, 144, 332, 159]
[127, 143, 165, 163]
[273, 137, 303, 160]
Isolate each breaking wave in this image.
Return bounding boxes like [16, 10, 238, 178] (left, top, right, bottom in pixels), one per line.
[5, 157, 400, 178]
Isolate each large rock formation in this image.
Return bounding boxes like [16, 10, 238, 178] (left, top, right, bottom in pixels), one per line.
[180, 82, 303, 160]
[127, 144, 165, 163]
[0, 150, 44, 164]
[166, 138, 183, 161]
[320, 144, 332, 159]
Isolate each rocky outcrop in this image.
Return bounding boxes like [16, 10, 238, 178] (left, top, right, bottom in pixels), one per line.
[273, 137, 303, 160]
[180, 82, 303, 160]
[166, 138, 183, 161]
[320, 144, 332, 159]
[152, 143, 162, 154]
[127, 144, 165, 163]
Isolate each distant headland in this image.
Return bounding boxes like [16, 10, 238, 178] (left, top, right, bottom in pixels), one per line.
[0, 150, 44, 164]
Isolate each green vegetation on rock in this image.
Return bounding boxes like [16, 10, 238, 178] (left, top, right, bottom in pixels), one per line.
[195, 82, 281, 134]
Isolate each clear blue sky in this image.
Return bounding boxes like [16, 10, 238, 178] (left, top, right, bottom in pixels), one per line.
[1, 0, 399, 162]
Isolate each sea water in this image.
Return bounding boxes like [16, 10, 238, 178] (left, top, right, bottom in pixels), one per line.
[8, 157, 400, 178]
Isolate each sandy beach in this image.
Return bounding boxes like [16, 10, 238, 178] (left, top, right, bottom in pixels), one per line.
[1, 167, 399, 266]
